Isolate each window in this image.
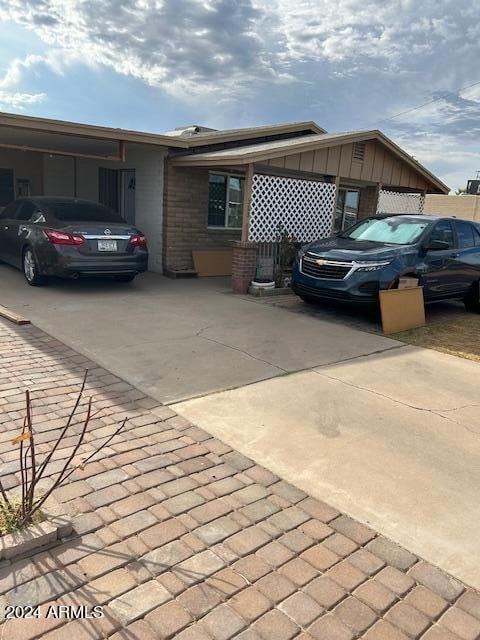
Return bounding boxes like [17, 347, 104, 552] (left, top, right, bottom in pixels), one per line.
[16, 201, 36, 221]
[429, 220, 454, 249]
[454, 220, 475, 249]
[49, 201, 123, 222]
[208, 173, 244, 228]
[0, 200, 20, 219]
[474, 225, 480, 246]
[342, 216, 428, 244]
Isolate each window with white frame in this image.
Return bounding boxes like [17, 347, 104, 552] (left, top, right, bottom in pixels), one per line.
[208, 172, 244, 229]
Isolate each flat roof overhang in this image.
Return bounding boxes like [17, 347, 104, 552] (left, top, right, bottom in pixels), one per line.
[0, 111, 188, 148]
[0, 111, 189, 162]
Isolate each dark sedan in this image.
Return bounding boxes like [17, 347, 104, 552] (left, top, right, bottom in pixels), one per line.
[0, 197, 148, 286]
[292, 214, 480, 311]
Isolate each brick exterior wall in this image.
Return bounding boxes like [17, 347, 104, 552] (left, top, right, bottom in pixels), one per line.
[231, 241, 258, 294]
[163, 163, 242, 272]
[358, 185, 379, 220]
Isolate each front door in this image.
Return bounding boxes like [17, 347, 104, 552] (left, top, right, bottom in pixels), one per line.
[421, 219, 459, 298]
[451, 220, 480, 293]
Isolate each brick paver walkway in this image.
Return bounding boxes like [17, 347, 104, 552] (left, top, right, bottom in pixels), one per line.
[1, 318, 479, 640]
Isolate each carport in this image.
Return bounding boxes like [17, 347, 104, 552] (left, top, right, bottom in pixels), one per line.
[0, 112, 186, 271]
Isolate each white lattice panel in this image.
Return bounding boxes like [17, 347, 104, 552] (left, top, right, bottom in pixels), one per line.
[249, 174, 336, 242]
[377, 190, 425, 214]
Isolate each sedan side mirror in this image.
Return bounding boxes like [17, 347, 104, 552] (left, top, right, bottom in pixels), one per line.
[424, 239, 450, 251]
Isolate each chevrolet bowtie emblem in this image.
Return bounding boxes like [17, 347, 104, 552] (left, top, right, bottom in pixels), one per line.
[315, 258, 327, 266]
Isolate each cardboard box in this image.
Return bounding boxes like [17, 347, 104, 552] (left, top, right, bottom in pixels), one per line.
[398, 277, 419, 289]
[379, 287, 426, 334]
[192, 249, 233, 276]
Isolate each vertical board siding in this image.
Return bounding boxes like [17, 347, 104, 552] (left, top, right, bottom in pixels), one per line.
[299, 150, 315, 172]
[360, 141, 376, 181]
[339, 143, 353, 177]
[326, 146, 341, 175]
[390, 161, 402, 185]
[313, 148, 328, 173]
[268, 156, 286, 168]
[350, 161, 363, 180]
[381, 152, 394, 185]
[284, 153, 301, 170]
[371, 145, 384, 182]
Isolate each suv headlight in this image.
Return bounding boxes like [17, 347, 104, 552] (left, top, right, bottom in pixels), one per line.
[355, 260, 392, 272]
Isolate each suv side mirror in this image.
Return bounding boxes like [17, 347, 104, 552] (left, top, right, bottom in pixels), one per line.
[424, 239, 450, 251]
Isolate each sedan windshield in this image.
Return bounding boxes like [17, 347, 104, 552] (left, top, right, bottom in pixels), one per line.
[340, 217, 429, 245]
[47, 201, 124, 223]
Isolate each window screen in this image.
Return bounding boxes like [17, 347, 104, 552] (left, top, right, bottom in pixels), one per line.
[208, 174, 227, 226]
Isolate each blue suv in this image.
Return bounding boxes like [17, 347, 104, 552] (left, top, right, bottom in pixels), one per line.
[292, 214, 480, 311]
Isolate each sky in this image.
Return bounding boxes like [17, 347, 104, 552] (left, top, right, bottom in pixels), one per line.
[1, 0, 480, 191]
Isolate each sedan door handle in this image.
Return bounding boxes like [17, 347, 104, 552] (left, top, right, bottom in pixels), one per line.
[450, 253, 460, 258]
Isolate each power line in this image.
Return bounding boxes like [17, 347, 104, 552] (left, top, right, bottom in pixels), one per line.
[366, 78, 480, 128]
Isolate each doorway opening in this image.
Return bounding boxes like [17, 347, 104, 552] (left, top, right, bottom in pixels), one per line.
[99, 167, 136, 224]
[334, 188, 360, 233]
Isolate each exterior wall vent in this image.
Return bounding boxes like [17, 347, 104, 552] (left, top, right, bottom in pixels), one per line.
[353, 142, 366, 162]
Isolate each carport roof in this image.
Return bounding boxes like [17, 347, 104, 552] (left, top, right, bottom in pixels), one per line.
[172, 129, 449, 194]
[0, 111, 190, 148]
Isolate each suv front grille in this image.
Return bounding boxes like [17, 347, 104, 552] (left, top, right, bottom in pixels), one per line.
[301, 255, 353, 280]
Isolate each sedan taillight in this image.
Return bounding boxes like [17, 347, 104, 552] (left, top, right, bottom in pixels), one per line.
[129, 235, 147, 248]
[45, 230, 85, 245]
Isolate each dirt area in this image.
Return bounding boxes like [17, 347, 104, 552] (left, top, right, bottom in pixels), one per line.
[394, 312, 480, 363]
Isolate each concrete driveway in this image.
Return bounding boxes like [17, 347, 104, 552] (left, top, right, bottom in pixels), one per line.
[2, 262, 479, 589]
[174, 346, 480, 590]
[0, 264, 400, 403]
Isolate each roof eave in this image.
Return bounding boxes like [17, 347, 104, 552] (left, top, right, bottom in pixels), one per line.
[183, 121, 325, 147]
[172, 130, 449, 194]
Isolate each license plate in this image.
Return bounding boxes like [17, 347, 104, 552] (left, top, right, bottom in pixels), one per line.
[98, 240, 117, 252]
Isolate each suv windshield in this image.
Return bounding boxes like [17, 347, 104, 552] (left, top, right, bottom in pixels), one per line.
[340, 217, 429, 245]
[46, 201, 124, 223]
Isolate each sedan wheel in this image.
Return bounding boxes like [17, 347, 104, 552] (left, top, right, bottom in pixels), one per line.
[23, 249, 47, 286]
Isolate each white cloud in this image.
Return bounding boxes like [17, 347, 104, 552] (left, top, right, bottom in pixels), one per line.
[0, 55, 46, 109]
[0, 0, 479, 188]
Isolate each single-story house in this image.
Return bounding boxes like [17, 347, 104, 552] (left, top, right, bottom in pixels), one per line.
[0, 112, 448, 291]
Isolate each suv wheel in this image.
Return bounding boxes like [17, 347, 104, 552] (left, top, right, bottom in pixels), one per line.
[464, 281, 480, 313]
[23, 248, 47, 286]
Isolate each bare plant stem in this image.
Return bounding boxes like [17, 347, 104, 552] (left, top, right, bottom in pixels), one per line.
[25, 390, 36, 515]
[18, 416, 27, 519]
[28, 370, 88, 498]
[0, 480, 12, 509]
[23, 414, 127, 525]
[7, 370, 128, 530]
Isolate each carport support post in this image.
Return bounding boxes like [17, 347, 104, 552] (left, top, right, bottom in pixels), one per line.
[232, 164, 257, 294]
